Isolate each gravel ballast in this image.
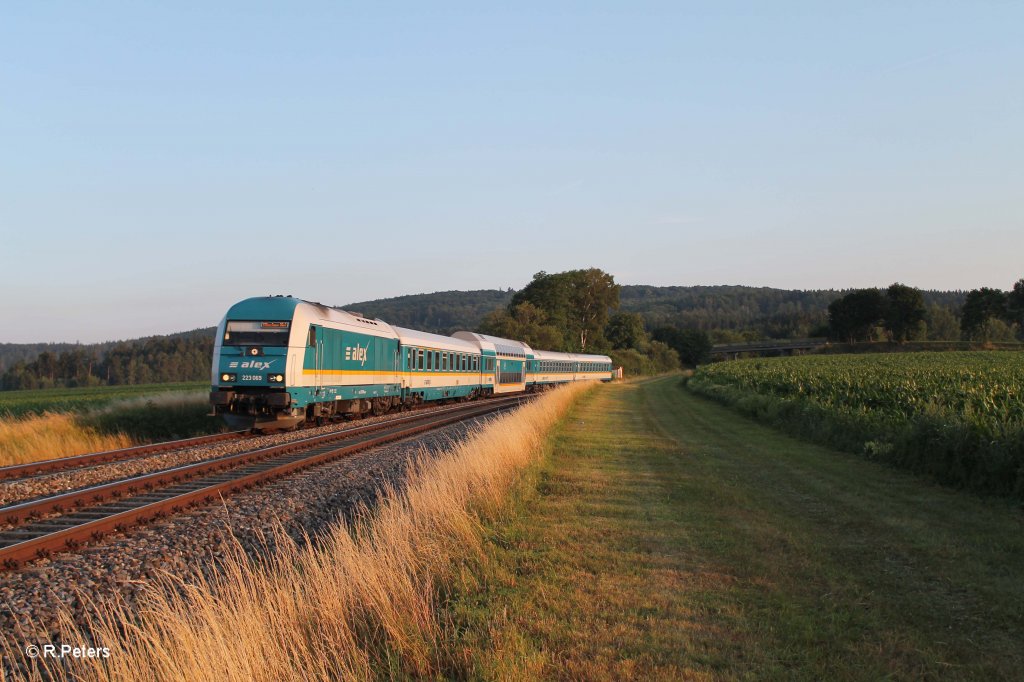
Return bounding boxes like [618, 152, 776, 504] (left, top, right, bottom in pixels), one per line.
[0, 404, 453, 508]
[0, 413, 498, 645]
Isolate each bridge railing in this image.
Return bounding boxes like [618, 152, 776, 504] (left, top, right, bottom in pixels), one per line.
[709, 337, 828, 355]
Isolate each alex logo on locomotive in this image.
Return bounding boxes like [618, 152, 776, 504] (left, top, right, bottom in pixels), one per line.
[345, 344, 369, 366]
[227, 360, 275, 370]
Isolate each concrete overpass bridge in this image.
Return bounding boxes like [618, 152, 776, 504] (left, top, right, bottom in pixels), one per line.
[710, 337, 828, 360]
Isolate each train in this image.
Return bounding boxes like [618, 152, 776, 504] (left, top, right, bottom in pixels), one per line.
[209, 295, 614, 430]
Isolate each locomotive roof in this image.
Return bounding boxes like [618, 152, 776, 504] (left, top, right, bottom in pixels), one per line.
[225, 297, 398, 337]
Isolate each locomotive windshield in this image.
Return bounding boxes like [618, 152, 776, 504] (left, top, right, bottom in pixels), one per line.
[223, 320, 291, 346]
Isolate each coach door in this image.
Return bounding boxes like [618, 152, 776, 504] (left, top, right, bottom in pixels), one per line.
[307, 325, 324, 395]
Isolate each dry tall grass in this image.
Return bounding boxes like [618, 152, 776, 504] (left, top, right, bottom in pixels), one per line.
[10, 383, 592, 682]
[0, 413, 134, 468]
[0, 391, 209, 468]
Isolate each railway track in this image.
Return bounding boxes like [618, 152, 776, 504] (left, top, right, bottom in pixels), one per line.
[0, 431, 249, 481]
[0, 395, 529, 570]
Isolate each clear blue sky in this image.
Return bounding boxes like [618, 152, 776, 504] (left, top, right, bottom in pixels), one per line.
[2, 2, 1021, 343]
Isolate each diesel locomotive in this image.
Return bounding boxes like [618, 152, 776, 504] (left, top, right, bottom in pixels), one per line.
[209, 296, 613, 430]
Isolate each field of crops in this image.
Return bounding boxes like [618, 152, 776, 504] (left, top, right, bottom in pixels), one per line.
[0, 382, 208, 417]
[687, 352, 1024, 497]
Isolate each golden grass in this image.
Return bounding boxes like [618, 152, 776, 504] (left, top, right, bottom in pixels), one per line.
[8, 384, 592, 682]
[0, 413, 134, 468]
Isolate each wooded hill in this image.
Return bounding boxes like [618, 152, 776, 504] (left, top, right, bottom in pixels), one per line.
[347, 285, 966, 339]
[0, 285, 969, 390]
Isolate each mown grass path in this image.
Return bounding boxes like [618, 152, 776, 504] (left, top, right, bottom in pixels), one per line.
[452, 377, 1024, 680]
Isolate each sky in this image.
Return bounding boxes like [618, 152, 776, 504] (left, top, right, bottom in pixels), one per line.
[1, 2, 1021, 343]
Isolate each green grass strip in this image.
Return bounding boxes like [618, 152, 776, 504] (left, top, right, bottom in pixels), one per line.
[445, 377, 1024, 680]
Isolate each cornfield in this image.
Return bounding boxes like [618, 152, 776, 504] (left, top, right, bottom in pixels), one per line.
[688, 352, 1024, 496]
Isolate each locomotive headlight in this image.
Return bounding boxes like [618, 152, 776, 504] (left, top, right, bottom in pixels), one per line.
[268, 373, 284, 383]
[221, 373, 237, 382]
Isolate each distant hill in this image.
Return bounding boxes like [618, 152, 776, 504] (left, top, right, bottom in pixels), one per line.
[343, 289, 515, 334]
[346, 285, 965, 339]
[0, 285, 968, 377]
[619, 285, 965, 338]
[0, 327, 218, 371]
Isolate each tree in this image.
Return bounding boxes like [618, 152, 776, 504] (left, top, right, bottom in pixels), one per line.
[1007, 279, 1024, 334]
[960, 288, 1008, 341]
[652, 327, 711, 366]
[567, 268, 620, 351]
[885, 283, 926, 342]
[511, 268, 620, 351]
[605, 312, 646, 350]
[827, 289, 886, 342]
[647, 340, 681, 371]
[924, 304, 960, 341]
[479, 302, 565, 351]
[511, 272, 573, 331]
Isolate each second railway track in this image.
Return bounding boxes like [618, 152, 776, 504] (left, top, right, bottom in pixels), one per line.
[0, 395, 530, 570]
[0, 431, 249, 482]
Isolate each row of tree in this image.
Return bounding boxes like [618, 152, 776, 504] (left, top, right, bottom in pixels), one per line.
[828, 280, 1024, 343]
[479, 269, 714, 374]
[0, 336, 215, 391]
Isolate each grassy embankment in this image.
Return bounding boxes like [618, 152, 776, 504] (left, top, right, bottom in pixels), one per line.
[446, 377, 1024, 680]
[11, 383, 593, 682]
[0, 382, 216, 467]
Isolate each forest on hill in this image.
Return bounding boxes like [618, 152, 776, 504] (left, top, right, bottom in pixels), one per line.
[348, 284, 967, 341]
[0, 331, 214, 391]
[3, 278, 1015, 391]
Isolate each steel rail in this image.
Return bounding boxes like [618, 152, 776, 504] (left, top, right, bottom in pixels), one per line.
[0, 396, 529, 569]
[0, 431, 249, 481]
[0, 396, 525, 528]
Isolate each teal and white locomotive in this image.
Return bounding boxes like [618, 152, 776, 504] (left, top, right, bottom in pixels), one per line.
[210, 296, 613, 430]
